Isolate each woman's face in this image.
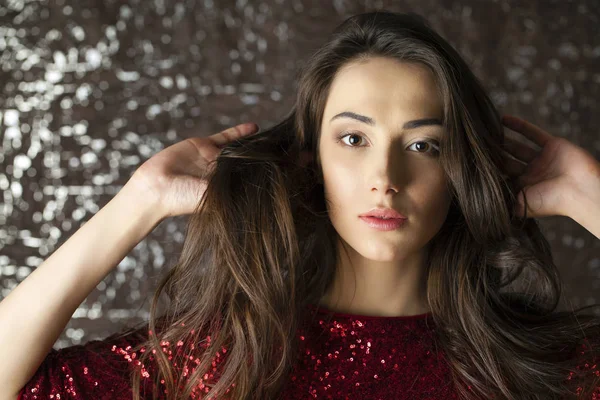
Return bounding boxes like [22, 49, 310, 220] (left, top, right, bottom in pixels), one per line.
[318, 57, 452, 263]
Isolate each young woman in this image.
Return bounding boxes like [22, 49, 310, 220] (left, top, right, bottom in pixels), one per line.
[3, 10, 600, 400]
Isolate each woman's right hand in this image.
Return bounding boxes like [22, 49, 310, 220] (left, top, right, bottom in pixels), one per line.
[127, 122, 260, 219]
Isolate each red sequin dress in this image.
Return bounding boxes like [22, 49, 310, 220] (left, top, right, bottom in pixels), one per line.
[16, 304, 599, 399]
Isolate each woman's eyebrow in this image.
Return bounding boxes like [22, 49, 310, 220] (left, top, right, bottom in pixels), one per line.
[329, 111, 442, 129]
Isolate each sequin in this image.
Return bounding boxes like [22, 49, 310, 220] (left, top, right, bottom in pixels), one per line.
[281, 305, 458, 399]
[17, 305, 600, 399]
[567, 338, 600, 398]
[18, 304, 458, 399]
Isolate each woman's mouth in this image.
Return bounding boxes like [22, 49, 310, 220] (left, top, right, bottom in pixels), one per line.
[359, 216, 407, 231]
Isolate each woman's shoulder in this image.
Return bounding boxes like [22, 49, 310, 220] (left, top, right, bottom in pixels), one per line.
[18, 325, 151, 400]
[563, 335, 600, 398]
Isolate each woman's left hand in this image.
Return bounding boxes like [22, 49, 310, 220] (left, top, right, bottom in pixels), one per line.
[500, 114, 600, 219]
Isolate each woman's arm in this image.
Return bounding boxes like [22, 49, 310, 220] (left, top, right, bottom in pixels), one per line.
[566, 177, 600, 240]
[0, 179, 164, 399]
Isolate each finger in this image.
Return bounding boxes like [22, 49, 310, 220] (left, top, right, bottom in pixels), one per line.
[209, 123, 260, 147]
[514, 190, 527, 218]
[502, 152, 527, 178]
[501, 115, 554, 148]
[515, 187, 538, 219]
[502, 135, 539, 164]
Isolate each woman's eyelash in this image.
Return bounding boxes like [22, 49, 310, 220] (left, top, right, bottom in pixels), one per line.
[335, 131, 440, 155]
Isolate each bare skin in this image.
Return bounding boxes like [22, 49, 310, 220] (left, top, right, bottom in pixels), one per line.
[317, 57, 452, 317]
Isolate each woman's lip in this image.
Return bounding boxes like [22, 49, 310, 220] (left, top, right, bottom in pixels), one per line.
[359, 216, 407, 220]
[359, 210, 407, 219]
[359, 216, 407, 231]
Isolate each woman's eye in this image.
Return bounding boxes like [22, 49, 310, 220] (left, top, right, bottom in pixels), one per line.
[408, 141, 440, 155]
[336, 132, 440, 155]
[336, 132, 365, 147]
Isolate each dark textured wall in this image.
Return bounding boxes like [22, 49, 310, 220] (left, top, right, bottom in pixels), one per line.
[1, 0, 599, 349]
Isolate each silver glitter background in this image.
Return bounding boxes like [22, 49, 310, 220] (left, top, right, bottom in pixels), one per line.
[1, 0, 599, 350]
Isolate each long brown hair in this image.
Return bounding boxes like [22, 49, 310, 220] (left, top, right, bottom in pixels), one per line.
[110, 10, 600, 399]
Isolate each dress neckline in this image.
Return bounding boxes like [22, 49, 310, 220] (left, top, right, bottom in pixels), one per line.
[307, 303, 433, 321]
